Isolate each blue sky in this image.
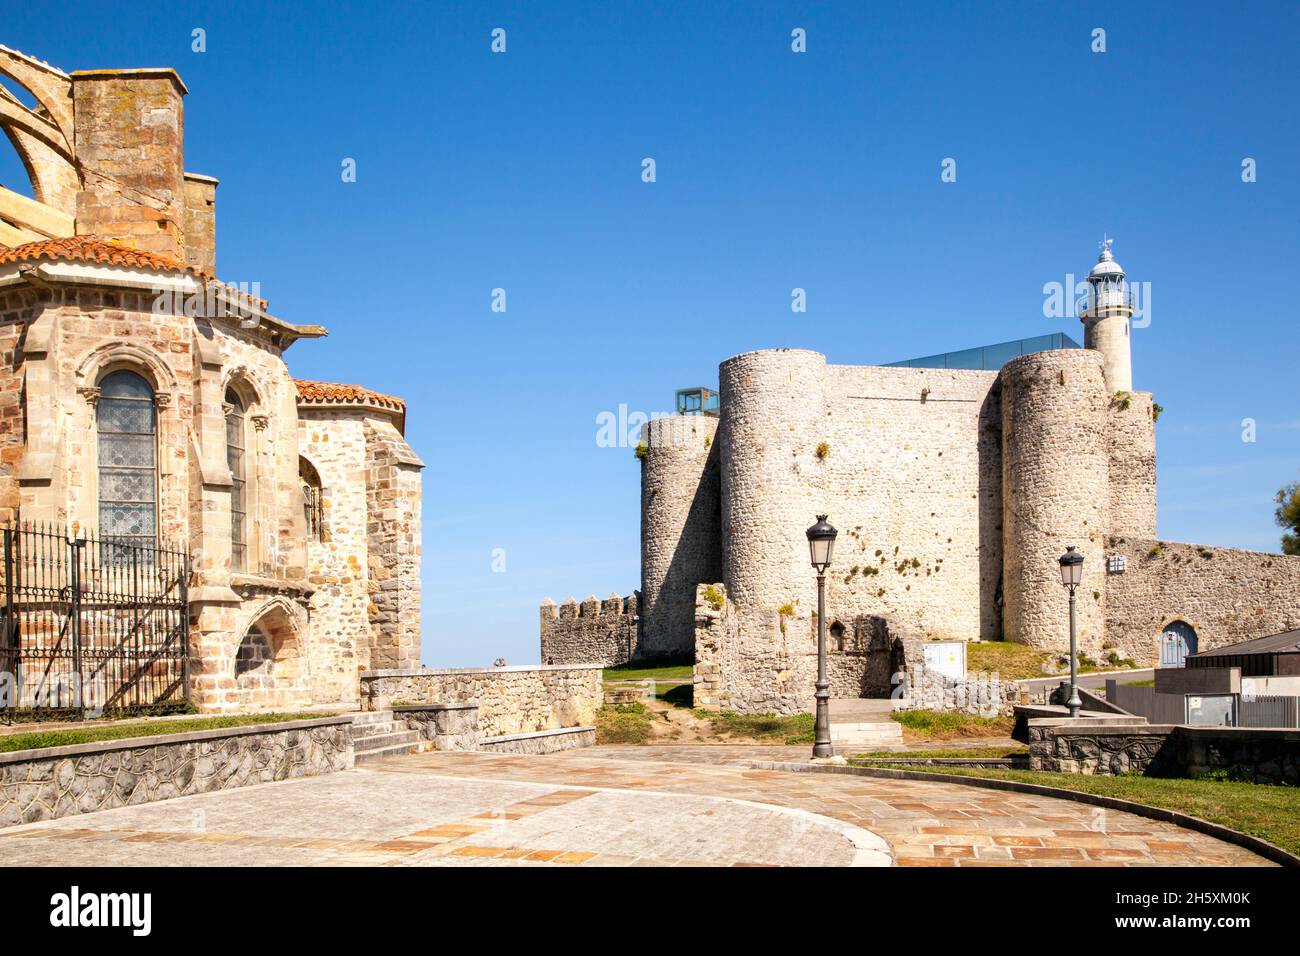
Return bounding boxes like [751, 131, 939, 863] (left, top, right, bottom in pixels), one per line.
[3, 1, 1298, 666]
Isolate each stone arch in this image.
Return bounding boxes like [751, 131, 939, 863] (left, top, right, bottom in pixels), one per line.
[75, 342, 179, 401]
[221, 364, 268, 412]
[235, 598, 308, 698]
[1158, 618, 1199, 668]
[0, 50, 78, 215]
[829, 620, 847, 652]
[299, 454, 326, 542]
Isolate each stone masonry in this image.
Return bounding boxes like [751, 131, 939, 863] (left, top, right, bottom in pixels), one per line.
[0, 46, 425, 712]
[548, 244, 1300, 715]
[539, 593, 638, 665]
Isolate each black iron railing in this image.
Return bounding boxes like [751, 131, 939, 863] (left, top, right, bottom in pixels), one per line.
[0, 524, 190, 721]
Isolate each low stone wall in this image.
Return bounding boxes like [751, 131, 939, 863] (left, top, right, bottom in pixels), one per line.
[360, 665, 602, 737]
[393, 703, 480, 751]
[0, 716, 353, 828]
[1028, 719, 1300, 784]
[895, 666, 1022, 716]
[539, 593, 638, 666]
[480, 727, 597, 754]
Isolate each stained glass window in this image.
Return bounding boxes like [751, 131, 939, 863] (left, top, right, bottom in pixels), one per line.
[226, 388, 247, 571]
[97, 370, 157, 551]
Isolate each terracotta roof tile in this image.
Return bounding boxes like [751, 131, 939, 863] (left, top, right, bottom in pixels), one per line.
[294, 379, 406, 412]
[0, 235, 207, 277]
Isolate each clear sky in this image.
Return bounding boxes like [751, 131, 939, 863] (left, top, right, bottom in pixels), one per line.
[3, 1, 1298, 667]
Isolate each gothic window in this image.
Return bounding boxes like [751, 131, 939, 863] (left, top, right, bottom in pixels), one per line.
[97, 370, 157, 551]
[299, 457, 323, 542]
[226, 387, 247, 571]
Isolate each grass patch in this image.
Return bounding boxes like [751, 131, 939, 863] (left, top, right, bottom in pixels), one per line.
[657, 682, 693, 708]
[594, 703, 654, 745]
[865, 765, 1300, 857]
[1121, 679, 1155, 687]
[603, 663, 693, 682]
[698, 711, 814, 745]
[852, 745, 1027, 759]
[965, 641, 1053, 680]
[890, 709, 1015, 740]
[0, 713, 331, 754]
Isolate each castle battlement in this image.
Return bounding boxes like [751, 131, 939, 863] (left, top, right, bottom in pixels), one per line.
[539, 592, 640, 665]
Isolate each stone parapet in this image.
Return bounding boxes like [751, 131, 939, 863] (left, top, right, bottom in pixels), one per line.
[540, 592, 638, 666]
[359, 665, 601, 738]
[0, 716, 353, 828]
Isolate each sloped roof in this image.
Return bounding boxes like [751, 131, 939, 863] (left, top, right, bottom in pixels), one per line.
[1192, 629, 1300, 658]
[0, 235, 206, 277]
[294, 379, 405, 413]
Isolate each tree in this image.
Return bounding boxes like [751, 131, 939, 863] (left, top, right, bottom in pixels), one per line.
[1277, 481, 1300, 555]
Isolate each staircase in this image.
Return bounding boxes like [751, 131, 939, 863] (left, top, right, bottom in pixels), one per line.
[829, 698, 904, 752]
[349, 710, 421, 765]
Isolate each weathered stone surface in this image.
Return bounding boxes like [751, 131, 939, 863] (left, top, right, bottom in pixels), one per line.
[0, 718, 352, 827]
[539, 593, 638, 666]
[361, 666, 601, 738]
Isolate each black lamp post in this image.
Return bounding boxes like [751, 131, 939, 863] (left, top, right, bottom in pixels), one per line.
[1058, 546, 1085, 718]
[806, 515, 837, 758]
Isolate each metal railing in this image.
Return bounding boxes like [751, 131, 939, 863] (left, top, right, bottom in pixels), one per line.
[0, 524, 190, 720]
[1076, 287, 1136, 317]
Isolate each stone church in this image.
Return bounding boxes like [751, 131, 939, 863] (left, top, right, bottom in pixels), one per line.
[544, 241, 1300, 714]
[0, 46, 422, 713]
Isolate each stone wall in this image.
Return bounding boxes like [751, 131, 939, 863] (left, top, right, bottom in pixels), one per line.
[640, 415, 721, 659]
[1001, 349, 1110, 653]
[0, 716, 352, 827]
[1028, 720, 1300, 785]
[359, 665, 602, 738]
[1104, 538, 1300, 665]
[540, 593, 638, 665]
[363, 417, 424, 669]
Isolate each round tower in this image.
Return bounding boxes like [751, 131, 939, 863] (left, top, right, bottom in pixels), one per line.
[1078, 235, 1134, 393]
[1001, 348, 1110, 652]
[639, 414, 722, 660]
[718, 349, 827, 612]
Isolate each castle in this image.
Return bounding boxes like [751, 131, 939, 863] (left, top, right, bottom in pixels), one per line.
[543, 242, 1300, 714]
[0, 46, 422, 713]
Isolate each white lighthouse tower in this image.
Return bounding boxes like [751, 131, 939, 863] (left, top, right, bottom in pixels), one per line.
[1078, 236, 1134, 392]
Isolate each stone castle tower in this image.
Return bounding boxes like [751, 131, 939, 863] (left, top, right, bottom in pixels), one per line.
[542, 240, 1300, 713]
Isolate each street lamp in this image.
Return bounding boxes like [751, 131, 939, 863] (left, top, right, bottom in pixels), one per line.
[806, 515, 837, 758]
[1058, 546, 1085, 718]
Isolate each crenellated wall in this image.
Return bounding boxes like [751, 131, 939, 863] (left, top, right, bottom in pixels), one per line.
[540, 592, 638, 666]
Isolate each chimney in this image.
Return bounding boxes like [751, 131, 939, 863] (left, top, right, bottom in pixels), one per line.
[69, 68, 188, 263]
[183, 172, 218, 275]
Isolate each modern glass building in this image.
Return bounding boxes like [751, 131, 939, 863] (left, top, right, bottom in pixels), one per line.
[884, 332, 1081, 371]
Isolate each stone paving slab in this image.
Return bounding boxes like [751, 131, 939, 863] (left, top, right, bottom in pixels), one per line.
[0, 745, 1272, 867]
[366, 746, 1272, 867]
[0, 756, 885, 867]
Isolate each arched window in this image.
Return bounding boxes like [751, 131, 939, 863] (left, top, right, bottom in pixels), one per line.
[97, 370, 157, 550]
[299, 457, 323, 542]
[225, 387, 247, 570]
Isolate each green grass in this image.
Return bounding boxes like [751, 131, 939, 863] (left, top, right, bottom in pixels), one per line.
[602, 663, 693, 682]
[965, 641, 1144, 680]
[594, 703, 654, 745]
[864, 764, 1300, 857]
[0, 713, 331, 754]
[852, 745, 1027, 759]
[890, 709, 1015, 739]
[697, 711, 815, 745]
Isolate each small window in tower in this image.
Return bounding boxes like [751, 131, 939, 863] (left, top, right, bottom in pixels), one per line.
[299, 457, 323, 542]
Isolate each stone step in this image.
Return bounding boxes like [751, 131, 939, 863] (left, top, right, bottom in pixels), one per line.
[350, 720, 405, 738]
[353, 741, 420, 765]
[353, 730, 420, 753]
[829, 721, 904, 747]
[350, 710, 395, 725]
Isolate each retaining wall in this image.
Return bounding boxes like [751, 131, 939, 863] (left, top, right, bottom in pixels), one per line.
[0, 716, 353, 828]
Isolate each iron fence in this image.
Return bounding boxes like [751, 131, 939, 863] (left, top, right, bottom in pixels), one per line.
[0, 524, 190, 720]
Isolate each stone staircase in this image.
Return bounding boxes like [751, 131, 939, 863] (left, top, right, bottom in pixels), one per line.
[829, 698, 904, 752]
[349, 710, 421, 765]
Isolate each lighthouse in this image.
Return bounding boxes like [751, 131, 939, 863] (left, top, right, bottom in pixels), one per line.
[1078, 236, 1134, 392]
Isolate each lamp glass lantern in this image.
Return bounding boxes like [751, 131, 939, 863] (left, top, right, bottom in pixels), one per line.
[806, 515, 837, 573]
[1058, 546, 1084, 589]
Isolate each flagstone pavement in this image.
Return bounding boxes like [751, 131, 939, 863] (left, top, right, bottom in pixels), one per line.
[0, 745, 1272, 867]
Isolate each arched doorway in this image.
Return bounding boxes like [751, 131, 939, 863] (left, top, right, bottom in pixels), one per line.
[1160, 620, 1198, 668]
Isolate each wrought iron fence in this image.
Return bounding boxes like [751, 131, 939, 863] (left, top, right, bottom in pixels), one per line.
[0, 524, 190, 720]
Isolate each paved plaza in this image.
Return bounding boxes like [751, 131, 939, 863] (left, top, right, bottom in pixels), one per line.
[0, 746, 1272, 867]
